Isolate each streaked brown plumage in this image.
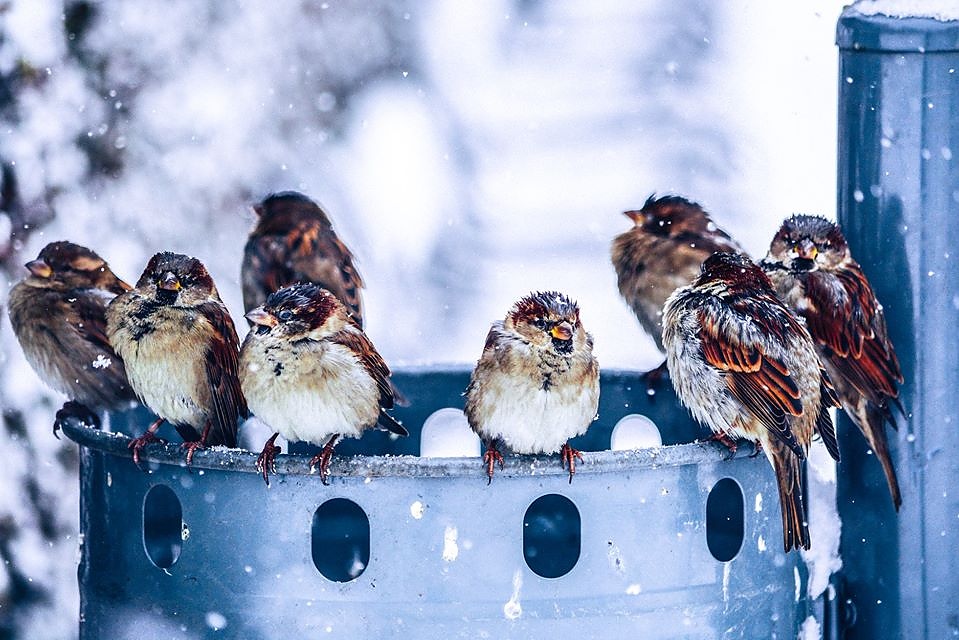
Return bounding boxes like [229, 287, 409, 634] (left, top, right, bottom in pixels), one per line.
[241, 191, 364, 324]
[465, 291, 600, 483]
[611, 194, 746, 354]
[106, 252, 247, 465]
[8, 241, 136, 430]
[663, 252, 840, 551]
[240, 283, 407, 486]
[762, 214, 903, 510]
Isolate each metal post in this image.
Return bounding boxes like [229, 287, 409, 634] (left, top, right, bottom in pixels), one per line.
[837, 8, 959, 639]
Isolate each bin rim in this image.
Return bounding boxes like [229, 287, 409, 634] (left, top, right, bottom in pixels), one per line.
[59, 418, 750, 479]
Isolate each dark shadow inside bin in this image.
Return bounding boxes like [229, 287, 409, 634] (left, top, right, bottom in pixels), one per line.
[705, 477, 745, 562]
[523, 494, 581, 578]
[312, 498, 370, 582]
[142, 484, 183, 569]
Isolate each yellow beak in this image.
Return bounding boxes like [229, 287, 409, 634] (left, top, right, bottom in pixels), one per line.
[550, 322, 573, 341]
[25, 259, 52, 279]
[246, 307, 278, 328]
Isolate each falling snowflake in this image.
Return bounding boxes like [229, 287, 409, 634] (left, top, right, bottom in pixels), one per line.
[92, 355, 112, 369]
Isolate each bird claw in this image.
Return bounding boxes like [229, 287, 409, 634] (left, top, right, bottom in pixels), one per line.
[705, 432, 739, 460]
[128, 431, 166, 467]
[560, 443, 584, 484]
[255, 437, 281, 487]
[180, 440, 206, 468]
[483, 446, 505, 485]
[309, 437, 339, 486]
[54, 401, 100, 439]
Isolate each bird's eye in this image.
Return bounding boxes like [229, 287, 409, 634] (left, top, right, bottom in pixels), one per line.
[278, 309, 294, 322]
[532, 318, 547, 330]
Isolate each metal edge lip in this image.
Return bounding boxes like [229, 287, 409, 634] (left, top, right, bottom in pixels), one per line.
[837, 10, 959, 53]
[60, 418, 754, 478]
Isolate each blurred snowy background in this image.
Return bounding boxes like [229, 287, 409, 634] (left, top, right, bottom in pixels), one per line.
[0, 1, 847, 637]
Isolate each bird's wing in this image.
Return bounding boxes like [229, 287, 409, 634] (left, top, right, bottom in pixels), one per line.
[697, 302, 805, 457]
[197, 301, 247, 448]
[329, 323, 394, 411]
[803, 267, 903, 404]
[288, 222, 365, 326]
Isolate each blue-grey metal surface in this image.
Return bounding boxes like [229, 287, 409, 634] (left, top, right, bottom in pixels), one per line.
[837, 8, 959, 639]
[66, 369, 823, 639]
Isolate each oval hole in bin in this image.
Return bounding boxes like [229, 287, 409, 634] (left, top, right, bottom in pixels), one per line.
[706, 477, 745, 562]
[142, 484, 183, 569]
[523, 494, 581, 578]
[312, 498, 370, 582]
[420, 408, 481, 457]
[610, 414, 662, 450]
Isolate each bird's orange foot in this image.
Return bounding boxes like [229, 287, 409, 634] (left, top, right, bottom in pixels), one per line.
[128, 431, 166, 467]
[560, 443, 584, 484]
[483, 444, 505, 485]
[309, 437, 339, 486]
[181, 440, 206, 467]
[706, 432, 739, 459]
[255, 433, 282, 486]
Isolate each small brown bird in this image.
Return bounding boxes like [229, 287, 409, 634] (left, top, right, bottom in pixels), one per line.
[8, 241, 136, 432]
[241, 191, 364, 323]
[762, 215, 904, 510]
[464, 291, 600, 484]
[239, 283, 407, 485]
[611, 194, 746, 381]
[611, 194, 747, 351]
[663, 252, 840, 551]
[106, 252, 247, 465]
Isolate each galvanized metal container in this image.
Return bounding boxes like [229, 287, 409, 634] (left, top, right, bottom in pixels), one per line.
[64, 368, 827, 639]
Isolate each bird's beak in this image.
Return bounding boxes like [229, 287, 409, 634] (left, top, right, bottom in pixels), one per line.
[623, 210, 643, 223]
[550, 322, 573, 341]
[246, 307, 278, 328]
[794, 240, 818, 261]
[25, 259, 52, 279]
[158, 271, 181, 291]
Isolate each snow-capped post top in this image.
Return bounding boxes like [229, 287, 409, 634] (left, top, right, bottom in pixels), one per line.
[838, 1, 959, 53]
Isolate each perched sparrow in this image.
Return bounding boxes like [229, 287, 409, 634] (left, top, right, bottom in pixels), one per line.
[611, 195, 746, 384]
[239, 283, 407, 485]
[663, 252, 840, 551]
[241, 191, 364, 324]
[464, 291, 600, 484]
[8, 241, 136, 432]
[106, 252, 247, 465]
[762, 215, 904, 510]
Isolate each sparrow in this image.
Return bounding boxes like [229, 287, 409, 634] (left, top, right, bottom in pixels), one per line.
[241, 191, 364, 324]
[239, 282, 407, 485]
[464, 291, 600, 484]
[611, 194, 746, 382]
[7, 241, 136, 433]
[762, 215, 904, 510]
[663, 252, 841, 552]
[106, 252, 247, 465]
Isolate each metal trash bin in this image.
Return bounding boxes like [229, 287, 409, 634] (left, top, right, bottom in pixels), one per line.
[63, 368, 829, 639]
[836, 7, 959, 639]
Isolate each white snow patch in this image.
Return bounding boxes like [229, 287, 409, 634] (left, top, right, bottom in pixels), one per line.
[419, 408, 481, 458]
[754, 492, 763, 512]
[410, 501, 425, 519]
[205, 611, 227, 631]
[607, 541, 626, 573]
[610, 414, 662, 450]
[442, 526, 459, 562]
[851, 0, 959, 21]
[798, 615, 822, 640]
[801, 440, 843, 599]
[625, 583, 642, 595]
[757, 535, 766, 552]
[503, 570, 523, 620]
